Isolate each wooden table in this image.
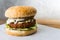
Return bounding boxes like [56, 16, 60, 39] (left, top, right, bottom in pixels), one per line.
[36, 19, 60, 28]
[0, 19, 6, 25]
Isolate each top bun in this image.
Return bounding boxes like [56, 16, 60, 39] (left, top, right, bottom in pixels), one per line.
[5, 6, 37, 18]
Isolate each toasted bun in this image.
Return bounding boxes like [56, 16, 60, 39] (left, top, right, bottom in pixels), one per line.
[5, 6, 37, 18]
[5, 28, 37, 36]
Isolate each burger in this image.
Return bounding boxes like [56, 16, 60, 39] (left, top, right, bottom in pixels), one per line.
[5, 6, 37, 36]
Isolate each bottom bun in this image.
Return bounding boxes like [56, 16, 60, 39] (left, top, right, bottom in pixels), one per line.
[5, 28, 37, 36]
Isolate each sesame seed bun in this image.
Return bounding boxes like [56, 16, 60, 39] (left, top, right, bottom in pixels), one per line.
[5, 6, 37, 18]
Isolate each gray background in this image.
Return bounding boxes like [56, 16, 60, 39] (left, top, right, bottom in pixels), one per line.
[0, 0, 60, 19]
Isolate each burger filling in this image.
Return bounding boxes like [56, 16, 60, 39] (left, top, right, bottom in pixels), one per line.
[6, 18, 36, 31]
[6, 24, 37, 31]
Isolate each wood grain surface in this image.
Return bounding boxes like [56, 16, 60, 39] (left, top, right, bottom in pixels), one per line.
[36, 19, 60, 28]
[0, 19, 6, 25]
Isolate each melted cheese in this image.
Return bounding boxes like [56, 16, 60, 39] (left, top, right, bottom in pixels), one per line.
[6, 19, 24, 24]
[6, 19, 32, 24]
[7, 19, 15, 24]
[16, 19, 24, 22]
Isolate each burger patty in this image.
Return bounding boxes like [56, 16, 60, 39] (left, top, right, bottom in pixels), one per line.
[8, 19, 36, 28]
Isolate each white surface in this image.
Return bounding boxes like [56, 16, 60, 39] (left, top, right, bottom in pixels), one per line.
[0, 24, 60, 40]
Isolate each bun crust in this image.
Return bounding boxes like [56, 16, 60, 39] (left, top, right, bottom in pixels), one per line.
[5, 6, 37, 18]
[5, 28, 37, 36]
